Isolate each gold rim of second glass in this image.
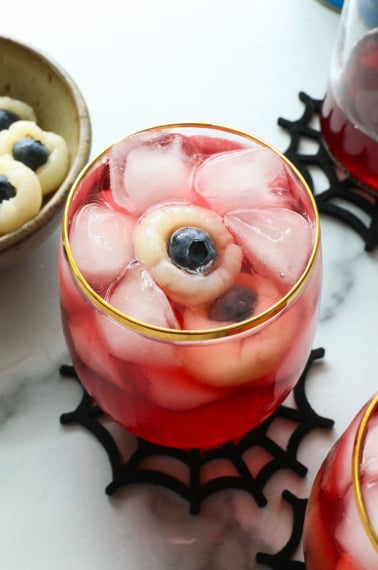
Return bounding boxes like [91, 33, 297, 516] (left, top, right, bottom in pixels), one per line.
[353, 393, 378, 552]
[62, 122, 321, 342]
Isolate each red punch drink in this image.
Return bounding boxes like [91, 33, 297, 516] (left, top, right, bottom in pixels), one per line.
[59, 124, 321, 448]
[303, 395, 378, 569]
[321, 27, 378, 190]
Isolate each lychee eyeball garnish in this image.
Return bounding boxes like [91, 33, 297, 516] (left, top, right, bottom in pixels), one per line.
[134, 203, 242, 306]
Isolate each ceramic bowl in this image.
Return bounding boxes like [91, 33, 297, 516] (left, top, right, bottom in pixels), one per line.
[0, 35, 92, 269]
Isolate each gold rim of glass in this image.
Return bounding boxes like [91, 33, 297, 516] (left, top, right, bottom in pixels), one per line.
[62, 122, 321, 342]
[352, 394, 378, 552]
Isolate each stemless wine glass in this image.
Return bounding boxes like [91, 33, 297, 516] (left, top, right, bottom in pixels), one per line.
[59, 123, 321, 449]
[320, 0, 378, 190]
[303, 394, 378, 569]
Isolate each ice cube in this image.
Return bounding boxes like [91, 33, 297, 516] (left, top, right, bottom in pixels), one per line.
[224, 207, 313, 287]
[98, 261, 181, 366]
[109, 132, 194, 216]
[186, 133, 255, 157]
[142, 365, 229, 411]
[69, 202, 134, 290]
[336, 481, 378, 568]
[193, 147, 292, 215]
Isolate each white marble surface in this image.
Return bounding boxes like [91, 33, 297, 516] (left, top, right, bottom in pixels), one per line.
[1, 1, 377, 568]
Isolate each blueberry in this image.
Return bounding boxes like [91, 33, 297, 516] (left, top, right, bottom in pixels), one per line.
[12, 137, 49, 171]
[0, 109, 20, 130]
[167, 227, 217, 274]
[0, 175, 16, 203]
[208, 285, 257, 322]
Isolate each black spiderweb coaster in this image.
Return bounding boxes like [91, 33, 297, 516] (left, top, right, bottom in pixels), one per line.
[256, 490, 308, 570]
[278, 91, 378, 252]
[60, 347, 332, 502]
[60, 348, 333, 568]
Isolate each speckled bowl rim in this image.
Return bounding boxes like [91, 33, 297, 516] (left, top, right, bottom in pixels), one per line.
[0, 35, 92, 254]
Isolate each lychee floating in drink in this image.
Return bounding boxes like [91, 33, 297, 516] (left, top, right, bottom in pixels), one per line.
[59, 124, 321, 448]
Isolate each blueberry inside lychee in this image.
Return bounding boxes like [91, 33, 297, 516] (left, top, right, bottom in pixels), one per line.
[0, 175, 16, 203]
[208, 285, 257, 322]
[168, 227, 217, 274]
[12, 137, 49, 171]
[0, 110, 20, 131]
